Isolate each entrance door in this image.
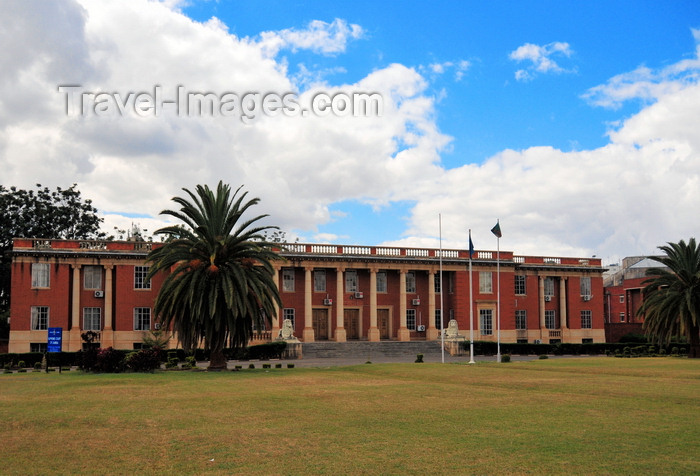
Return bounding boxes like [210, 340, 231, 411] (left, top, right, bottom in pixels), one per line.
[312, 309, 329, 340]
[378, 309, 390, 340]
[345, 309, 360, 340]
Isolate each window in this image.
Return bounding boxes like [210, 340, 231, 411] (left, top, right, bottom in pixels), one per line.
[516, 310, 527, 330]
[30, 343, 47, 353]
[479, 309, 493, 335]
[582, 338, 593, 344]
[406, 309, 416, 330]
[134, 307, 151, 330]
[514, 275, 526, 295]
[619, 295, 624, 303]
[283, 308, 295, 328]
[313, 270, 326, 292]
[84, 266, 102, 289]
[31, 263, 49, 288]
[434, 273, 441, 293]
[581, 310, 592, 329]
[580, 277, 591, 297]
[83, 307, 101, 331]
[376, 272, 387, 293]
[619, 312, 625, 322]
[544, 277, 555, 297]
[545, 310, 556, 329]
[134, 266, 151, 290]
[345, 270, 358, 293]
[282, 269, 295, 292]
[31, 306, 49, 330]
[405, 272, 416, 293]
[479, 272, 492, 293]
[435, 309, 442, 329]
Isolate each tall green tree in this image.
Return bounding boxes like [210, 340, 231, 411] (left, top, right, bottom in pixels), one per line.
[146, 182, 282, 370]
[0, 184, 105, 336]
[638, 238, 700, 358]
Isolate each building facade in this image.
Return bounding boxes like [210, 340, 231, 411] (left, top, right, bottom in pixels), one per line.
[9, 238, 607, 353]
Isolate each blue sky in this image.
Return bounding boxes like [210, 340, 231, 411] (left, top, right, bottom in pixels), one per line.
[3, 1, 700, 262]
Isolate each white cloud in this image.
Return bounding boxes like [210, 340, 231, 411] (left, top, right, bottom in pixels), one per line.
[509, 41, 574, 81]
[258, 18, 364, 57]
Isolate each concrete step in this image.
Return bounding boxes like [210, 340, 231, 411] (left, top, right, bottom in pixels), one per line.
[302, 341, 444, 359]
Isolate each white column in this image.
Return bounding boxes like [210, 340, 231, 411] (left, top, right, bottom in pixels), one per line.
[335, 267, 346, 342]
[69, 264, 82, 351]
[302, 267, 315, 342]
[398, 269, 410, 341]
[368, 267, 379, 342]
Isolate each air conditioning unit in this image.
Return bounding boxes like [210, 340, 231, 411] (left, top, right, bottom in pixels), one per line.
[354, 292, 364, 299]
[94, 291, 104, 298]
[412, 299, 421, 306]
[582, 295, 592, 302]
[323, 298, 333, 306]
[417, 325, 426, 332]
[544, 296, 551, 302]
[154, 323, 161, 330]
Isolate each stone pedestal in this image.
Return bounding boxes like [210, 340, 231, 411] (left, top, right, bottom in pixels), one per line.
[443, 319, 467, 356]
[276, 318, 302, 359]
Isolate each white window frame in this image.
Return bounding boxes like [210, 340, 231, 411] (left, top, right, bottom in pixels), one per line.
[516, 310, 527, 330]
[345, 270, 358, 293]
[283, 308, 295, 329]
[544, 277, 555, 297]
[479, 272, 492, 294]
[282, 268, 295, 292]
[581, 310, 592, 329]
[434, 273, 441, 293]
[134, 266, 151, 290]
[545, 310, 556, 329]
[479, 309, 493, 336]
[515, 275, 526, 295]
[580, 276, 591, 296]
[434, 309, 442, 329]
[620, 312, 626, 322]
[31, 263, 50, 288]
[406, 309, 416, 330]
[313, 269, 326, 293]
[83, 307, 101, 331]
[84, 266, 102, 290]
[405, 272, 416, 293]
[133, 307, 151, 331]
[376, 271, 387, 293]
[619, 295, 624, 303]
[31, 306, 49, 330]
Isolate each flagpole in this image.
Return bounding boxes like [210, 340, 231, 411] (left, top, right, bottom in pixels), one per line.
[439, 214, 445, 364]
[468, 229, 475, 364]
[496, 220, 501, 363]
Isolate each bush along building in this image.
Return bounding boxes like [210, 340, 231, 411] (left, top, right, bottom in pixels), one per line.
[8, 238, 606, 353]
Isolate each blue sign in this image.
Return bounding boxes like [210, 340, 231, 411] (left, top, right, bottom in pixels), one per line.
[47, 327, 63, 353]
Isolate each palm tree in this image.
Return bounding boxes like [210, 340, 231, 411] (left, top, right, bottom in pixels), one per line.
[146, 182, 282, 369]
[638, 238, 700, 358]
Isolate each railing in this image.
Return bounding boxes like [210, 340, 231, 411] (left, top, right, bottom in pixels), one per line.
[477, 251, 492, 259]
[79, 241, 107, 250]
[549, 330, 562, 338]
[376, 247, 401, 256]
[342, 246, 371, 255]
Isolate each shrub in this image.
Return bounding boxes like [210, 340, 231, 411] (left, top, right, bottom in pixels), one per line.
[415, 353, 424, 363]
[34, 362, 42, 370]
[17, 360, 26, 368]
[180, 362, 193, 370]
[247, 341, 287, 360]
[125, 349, 162, 372]
[262, 363, 271, 369]
[287, 364, 295, 368]
[234, 365, 242, 370]
[165, 358, 179, 369]
[248, 364, 255, 369]
[501, 354, 511, 363]
[539, 355, 549, 360]
[185, 356, 197, 366]
[671, 346, 679, 355]
[17, 368, 27, 373]
[94, 347, 126, 373]
[275, 363, 282, 369]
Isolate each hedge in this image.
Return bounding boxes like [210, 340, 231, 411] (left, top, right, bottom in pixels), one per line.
[458, 341, 689, 356]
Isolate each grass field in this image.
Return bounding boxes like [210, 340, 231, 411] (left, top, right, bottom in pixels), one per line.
[1, 357, 698, 475]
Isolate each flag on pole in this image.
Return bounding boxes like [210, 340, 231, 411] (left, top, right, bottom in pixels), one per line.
[491, 220, 502, 238]
[468, 232, 475, 258]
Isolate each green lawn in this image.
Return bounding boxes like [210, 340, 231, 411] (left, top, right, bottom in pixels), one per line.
[1, 358, 698, 475]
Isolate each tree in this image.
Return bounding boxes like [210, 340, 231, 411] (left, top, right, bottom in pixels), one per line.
[146, 182, 282, 370]
[0, 184, 105, 335]
[638, 238, 700, 358]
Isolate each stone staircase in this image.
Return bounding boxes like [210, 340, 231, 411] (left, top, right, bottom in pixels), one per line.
[302, 340, 445, 360]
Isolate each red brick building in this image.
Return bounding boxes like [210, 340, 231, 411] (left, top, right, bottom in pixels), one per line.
[9, 238, 607, 353]
[603, 256, 664, 342]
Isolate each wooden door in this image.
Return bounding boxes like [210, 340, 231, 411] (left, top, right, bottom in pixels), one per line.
[312, 309, 329, 340]
[345, 309, 360, 340]
[378, 309, 390, 340]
